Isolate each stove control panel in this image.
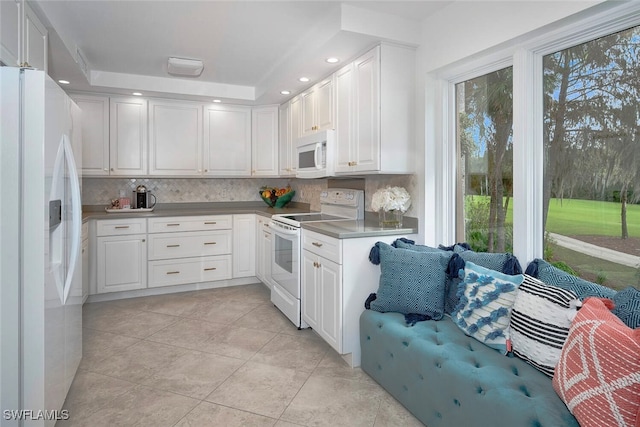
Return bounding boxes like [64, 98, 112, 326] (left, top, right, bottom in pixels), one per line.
[320, 189, 364, 207]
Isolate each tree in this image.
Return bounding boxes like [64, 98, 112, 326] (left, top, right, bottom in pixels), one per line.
[543, 26, 640, 239]
[459, 67, 513, 252]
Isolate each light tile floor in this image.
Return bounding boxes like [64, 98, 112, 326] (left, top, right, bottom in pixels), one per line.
[59, 283, 424, 427]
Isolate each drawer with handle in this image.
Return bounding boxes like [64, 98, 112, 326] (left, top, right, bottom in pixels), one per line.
[96, 218, 147, 236]
[148, 255, 232, 288]
[147, 230, 232, 260]
[302, 229, 342, 264]
[148, 215, 232, 233]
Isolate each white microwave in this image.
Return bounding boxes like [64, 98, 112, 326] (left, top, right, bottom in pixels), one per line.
[295, 129, 335, 179]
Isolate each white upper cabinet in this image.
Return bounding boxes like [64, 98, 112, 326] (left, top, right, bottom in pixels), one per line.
[351, 46, 380, 173]
[1, 0, 47, 71]
[23, 3, 47, 72]
[335, 44, 415, 174]
[301, 76, 334, 136]
[149, 100, 203, 176]
[204, 104, 252, 176]
[251, 105, 279, 176]
[1, 0, 21, 66]
[278, 101, 293, 176]
[72, 94, 110, 176]
[109, 97, 148, 176]
[334, 63, 354, 173]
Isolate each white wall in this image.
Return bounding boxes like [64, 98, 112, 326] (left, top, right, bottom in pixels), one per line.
[413, 1, 603, 244]
[420, 1, 602, 73]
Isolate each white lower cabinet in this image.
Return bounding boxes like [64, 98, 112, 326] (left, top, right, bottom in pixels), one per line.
[255, 216, 273, 288]
[147, 215, 232, 287]
[302, 249, 342, 351]
[148, 255, 232, 288]
[233, 214, 256, 278]
[96, 218, 148, 293]
[301, 229, 418, 367]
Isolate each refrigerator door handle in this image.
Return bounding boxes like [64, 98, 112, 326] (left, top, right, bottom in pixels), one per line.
[62, 134, 81, 304]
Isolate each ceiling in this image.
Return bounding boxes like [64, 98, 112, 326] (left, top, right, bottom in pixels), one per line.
[35, 1, 452, 105]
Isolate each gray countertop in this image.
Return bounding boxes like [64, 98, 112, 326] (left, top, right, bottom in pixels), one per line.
[82, 202, 419, 239]
[301, 216, 418, 239]
[82, 201, 310, 222]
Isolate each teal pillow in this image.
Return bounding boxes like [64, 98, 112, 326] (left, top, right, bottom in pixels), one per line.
[393, 239, 447, 253]
[370, 242, 450, 320]
[452, 261, 524, 352]
[534, 259, 616, 300]
[612, 286, 640, 329]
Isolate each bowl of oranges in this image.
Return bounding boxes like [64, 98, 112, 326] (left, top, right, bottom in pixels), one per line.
[260, 186, 295, 208]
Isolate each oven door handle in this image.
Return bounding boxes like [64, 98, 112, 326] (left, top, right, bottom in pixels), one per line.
[269, 221, 299, 235]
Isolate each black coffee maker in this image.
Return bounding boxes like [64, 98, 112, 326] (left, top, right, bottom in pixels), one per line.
[132, 185, 156, 209]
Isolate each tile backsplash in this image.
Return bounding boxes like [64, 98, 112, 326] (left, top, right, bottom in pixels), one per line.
[83, 175, 417, 215]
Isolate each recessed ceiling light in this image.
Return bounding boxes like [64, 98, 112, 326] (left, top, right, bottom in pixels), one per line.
[132, 92, 142, 96]
[325, 57, 339, 64]
[58, 80, 70, 85]
[280, 90, 291, 95]
[213, 99, 222, 103]
[298, 77, 310, 82]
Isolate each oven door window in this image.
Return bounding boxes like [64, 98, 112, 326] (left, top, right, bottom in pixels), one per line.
[274, 233, 293, 273]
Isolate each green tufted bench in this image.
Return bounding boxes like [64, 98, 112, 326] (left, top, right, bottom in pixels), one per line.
[360, 310, 579, 427]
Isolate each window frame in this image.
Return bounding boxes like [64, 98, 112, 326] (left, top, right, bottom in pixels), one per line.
[426, 2, 640, 266]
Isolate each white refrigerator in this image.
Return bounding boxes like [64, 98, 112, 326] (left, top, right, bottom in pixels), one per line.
[1, 67, 83, 426]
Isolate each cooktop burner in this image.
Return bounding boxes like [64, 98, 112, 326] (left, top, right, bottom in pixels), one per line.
[271, 188, 365, 228]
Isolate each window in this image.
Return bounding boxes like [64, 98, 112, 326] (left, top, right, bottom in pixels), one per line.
[543, 26, 640, 290]
[456, 67, 514, 253]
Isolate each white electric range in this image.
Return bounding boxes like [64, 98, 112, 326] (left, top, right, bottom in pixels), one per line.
[269, 189, 364, 328]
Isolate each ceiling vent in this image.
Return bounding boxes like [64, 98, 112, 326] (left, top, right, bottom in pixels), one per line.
[167, 57, 204, 77]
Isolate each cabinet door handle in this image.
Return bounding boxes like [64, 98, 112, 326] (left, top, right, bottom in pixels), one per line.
[166, 223, 180, 227]
[312, 242, 323, 247]
[204, 267, 217, 271]
[204, 242, 217, 245]
[204, 222, 217, 225]
[166, 271, 180, 275]
[166, 244, 180, 248]
[142, 239, 146, 242]
[264, 223, 270, 228]
[115, 226, 129, 229]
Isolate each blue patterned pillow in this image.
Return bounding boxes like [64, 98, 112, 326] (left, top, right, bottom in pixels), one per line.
[452, 261, 524, 352]
[612, 287, 640, 329]
[370, 242, 450, 320]
[532, 259, 616, 300]
[393, 239, 447, 253]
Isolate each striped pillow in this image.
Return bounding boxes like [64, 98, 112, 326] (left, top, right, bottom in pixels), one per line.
[509, 275, 581, 376]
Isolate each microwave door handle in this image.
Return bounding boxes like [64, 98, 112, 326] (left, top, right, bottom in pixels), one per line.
[315, 144, 321, 169]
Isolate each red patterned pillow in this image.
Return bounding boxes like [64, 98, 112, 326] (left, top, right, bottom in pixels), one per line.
[553, 298, 640, 427]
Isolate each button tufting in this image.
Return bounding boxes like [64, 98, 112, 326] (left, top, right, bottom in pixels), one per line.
[418, 374, 424, 380]
[403, 385, 408, 392]
[453, 399, 461, 407]
[435, 412, 442, 419]
[511, 366, 519, 376]
[435, 362, 441, 368]
[474, 361, 481, 368]
[519, 385, 531, 397]
[367, 336, 371, 340]
[402, 341, 409, 347]
[389, 352, 394, 358]
[477, 386, 485, 395]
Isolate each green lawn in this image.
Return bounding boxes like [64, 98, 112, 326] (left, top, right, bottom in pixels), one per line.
[465, 195, 640, 238]
[545, 198, 640, 238]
